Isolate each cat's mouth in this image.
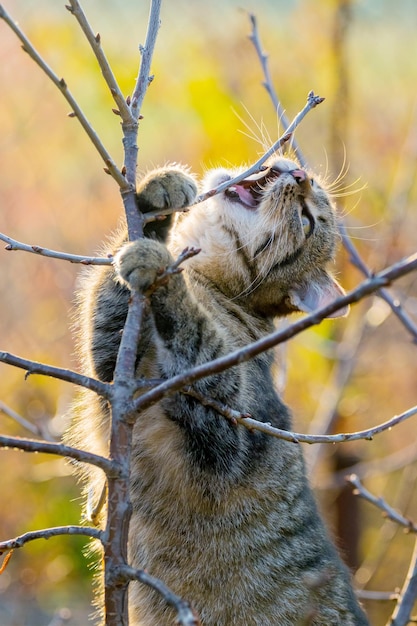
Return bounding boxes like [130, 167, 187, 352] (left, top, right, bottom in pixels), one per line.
[224, 168, 277, 209]
[224, 165, 310, 208]
[224, 166, 315, 238]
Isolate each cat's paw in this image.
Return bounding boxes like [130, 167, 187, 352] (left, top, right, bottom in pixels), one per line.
[137, 167, 197, 211]
[113, 239, 173, 293]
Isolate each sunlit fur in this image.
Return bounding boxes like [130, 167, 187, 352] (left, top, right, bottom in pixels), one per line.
[66, 159, 369, 625]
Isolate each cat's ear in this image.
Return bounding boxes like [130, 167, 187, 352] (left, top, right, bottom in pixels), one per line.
[288, 271, 349, 318]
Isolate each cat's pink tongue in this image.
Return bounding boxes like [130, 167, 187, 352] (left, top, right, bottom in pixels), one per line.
[230, 185, 257, 208]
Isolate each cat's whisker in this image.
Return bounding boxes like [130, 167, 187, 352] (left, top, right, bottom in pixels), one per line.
[232, 106, 271, 153]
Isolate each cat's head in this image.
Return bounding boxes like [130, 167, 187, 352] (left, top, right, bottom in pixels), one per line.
[171, 157, 347, 319]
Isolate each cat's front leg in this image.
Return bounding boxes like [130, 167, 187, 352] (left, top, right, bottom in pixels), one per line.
[114, 237, 174, 295]
[114, 237, 229, 375]
[113, 237, 257, 476]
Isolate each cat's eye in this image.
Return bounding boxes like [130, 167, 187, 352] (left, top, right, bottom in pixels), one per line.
[301, 209, 314, 238]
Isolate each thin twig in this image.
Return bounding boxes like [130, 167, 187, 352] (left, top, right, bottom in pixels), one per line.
[0, 434, 116, 475]
[347, 474, 417, 533]
[247, 13, 305, 167]
[0, 351, 110, 396]
[0, 400, 53, 440]
[0, 5, 127, 189]
[130, 0, 161, 124]
[143, 206, 189, 224]
[121, 0, 162, 241]
[145, 247, 201, 296]
[357, 590, 399, 602]
[185, 388, 417, 446]
[65, 0, 133, 124]
[0, 525, 102, 554]
[133, 252, 417, 413]
[0, 232, 112, 265]
[119, 565, 200, 626]
[388, 537, 417, 626]
[339, 220, 417, 343]
[195, 91, 323, 204]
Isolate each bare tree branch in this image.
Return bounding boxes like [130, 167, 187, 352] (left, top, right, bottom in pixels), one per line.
[119, 565, 200, 626]
[0, 434, 116, 474]
[357, 591, 399, 602]
[0, 400, 53, 440]
[121, 0, 162, 240]
[247, 13, 306, 167]
[185, 388, 417, 446]
[0, 4, 127, 189]
[103, 290, 148, 622]
[133, 252, 417, 413]
[144, 247, 201, 296]
[0, 232, 112, 265]
[388, 537, 417, 626]
[130, 0, 161, 123]
[347, 474, 417, 533]
[339, 220, 417, 343]
[195, 91, 323, 204]
[0, 525, 102, 554]
[0, 351, 110, 396]
[65, 0, 133, 124]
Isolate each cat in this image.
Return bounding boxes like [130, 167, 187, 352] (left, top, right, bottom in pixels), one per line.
[67, 158, 369, 625]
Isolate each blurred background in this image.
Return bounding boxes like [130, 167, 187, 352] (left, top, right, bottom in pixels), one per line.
[1, 0, 417, 624]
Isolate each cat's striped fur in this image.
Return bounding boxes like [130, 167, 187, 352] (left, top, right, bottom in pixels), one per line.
[67, 159, 369, 625]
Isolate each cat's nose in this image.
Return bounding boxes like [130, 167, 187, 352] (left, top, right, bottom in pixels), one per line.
[290, 169, 307, 184]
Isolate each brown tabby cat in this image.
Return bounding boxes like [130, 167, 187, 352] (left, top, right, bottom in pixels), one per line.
[67, 158, 369, 625]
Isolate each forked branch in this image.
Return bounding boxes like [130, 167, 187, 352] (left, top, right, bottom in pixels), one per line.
[347, 474, 417, 533]
[0, 4, 127, 189]
[196, 91, 323, 204]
